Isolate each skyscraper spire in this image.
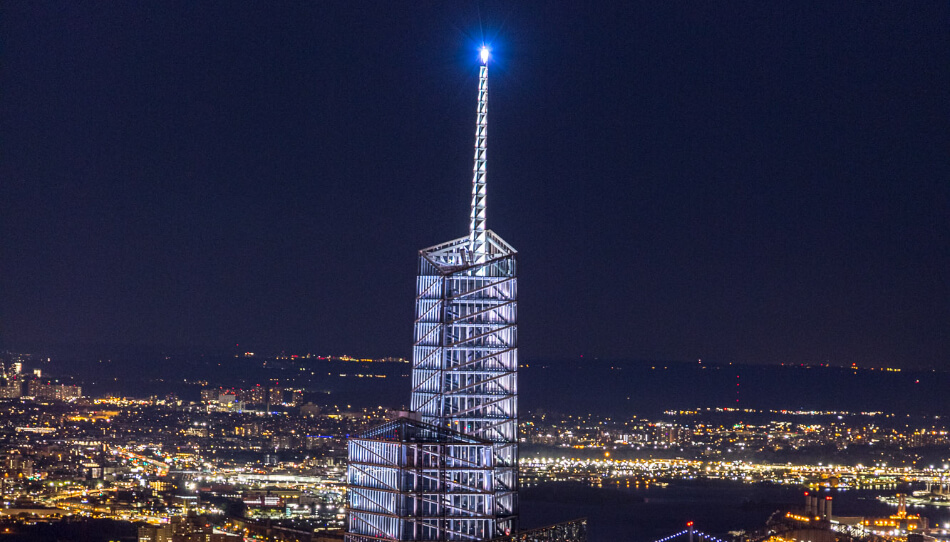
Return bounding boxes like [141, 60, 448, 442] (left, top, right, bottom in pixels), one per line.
[347, 44, 520, 541]
[469, 47, 490, 261]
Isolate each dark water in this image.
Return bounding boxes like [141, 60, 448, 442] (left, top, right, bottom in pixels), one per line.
[0, 519, 136, 542]
[520, 480, 950, 542]
[61, 355, 950, 418]
[521, 361, 950, 418]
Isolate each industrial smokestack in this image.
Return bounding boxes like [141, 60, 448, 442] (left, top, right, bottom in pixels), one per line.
[825, 496, 833, 520]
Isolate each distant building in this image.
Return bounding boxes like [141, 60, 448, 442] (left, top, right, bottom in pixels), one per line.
[268, 386, 285, 405]
[861, 494, 929, 533]
[138, 514, 238, 541]
[268, 386, 303, 407]
[1, 452, 33, 477]
[769, 493, 837, 542]
[243, 493, 283, 509]
[241, 386, 266, 405]
[652, 422, 688, 446]
[26, 380, 81, 400]
[82, 462, 102, 480]
[0, 376, 22, 398]
[216, 392, 242, 411]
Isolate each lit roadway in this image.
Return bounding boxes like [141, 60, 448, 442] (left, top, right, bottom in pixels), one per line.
[521, 457, 950, 488]
[108, 445, 170, 475]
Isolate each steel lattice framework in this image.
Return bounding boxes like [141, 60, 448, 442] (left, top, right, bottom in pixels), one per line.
[346, 418, 496, 542]
[469, 64, 489, 262]
[347, 49, 518, 541]
[410, 232, 518, 537]
[409, 54, 518, 538]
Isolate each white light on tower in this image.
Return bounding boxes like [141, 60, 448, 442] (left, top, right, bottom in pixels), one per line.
[480, 46, 490, 64]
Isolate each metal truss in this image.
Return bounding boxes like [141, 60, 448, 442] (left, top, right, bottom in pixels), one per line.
[409, 49, 518, 539]
[411, 231, 518, 537]
[469, 64, 489, 261]
[345, 418, 496, 542]
[348, 50, 520, 542]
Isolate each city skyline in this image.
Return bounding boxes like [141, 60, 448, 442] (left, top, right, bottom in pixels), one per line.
[2, 3, 948, 369]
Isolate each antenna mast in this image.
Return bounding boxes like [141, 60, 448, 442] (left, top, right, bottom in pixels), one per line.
[469, 47, 490, 261]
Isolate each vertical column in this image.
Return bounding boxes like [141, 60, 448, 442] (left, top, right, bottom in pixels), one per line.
[469, 62, 488, 261]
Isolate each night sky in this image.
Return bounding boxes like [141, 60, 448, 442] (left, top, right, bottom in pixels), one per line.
[2, 3, 948, 368]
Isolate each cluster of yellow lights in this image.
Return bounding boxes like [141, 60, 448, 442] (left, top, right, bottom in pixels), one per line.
[864, 515, 923, 528]
[93, 397, 145, 406]
[67, 411, 118, 422]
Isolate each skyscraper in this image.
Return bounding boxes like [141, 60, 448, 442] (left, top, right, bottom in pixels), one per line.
[409, 47, 518, 536]
[347, 47, 518, 541]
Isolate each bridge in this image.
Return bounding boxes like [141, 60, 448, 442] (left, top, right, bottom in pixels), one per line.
[646, 518, 907, 542]
[650, 524, 730, 542]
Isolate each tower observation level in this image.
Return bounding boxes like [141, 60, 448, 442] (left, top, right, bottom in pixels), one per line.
[346, 47, 519, 542]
